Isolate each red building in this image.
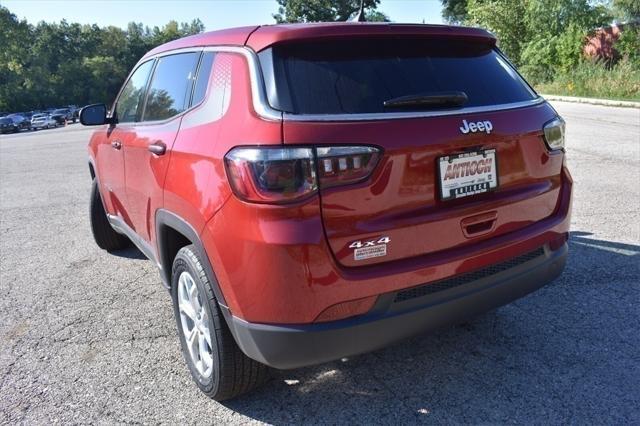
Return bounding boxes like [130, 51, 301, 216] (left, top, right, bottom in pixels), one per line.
[584, 22, 636, 62]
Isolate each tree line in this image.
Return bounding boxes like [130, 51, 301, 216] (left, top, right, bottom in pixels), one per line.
[0, 5, 204, 112]
[1, 0, 638, 113]
[441, 0, 639, 85]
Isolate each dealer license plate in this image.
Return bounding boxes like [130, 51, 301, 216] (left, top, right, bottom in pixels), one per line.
[438, 149, 498, 200]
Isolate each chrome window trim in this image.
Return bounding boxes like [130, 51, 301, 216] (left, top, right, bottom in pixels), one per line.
[282, 98, 545, 122]
[146, 46, 282, 122]
[145, 45, 544, 123]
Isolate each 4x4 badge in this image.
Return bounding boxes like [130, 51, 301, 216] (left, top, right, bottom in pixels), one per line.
[349, 236, 390, 261]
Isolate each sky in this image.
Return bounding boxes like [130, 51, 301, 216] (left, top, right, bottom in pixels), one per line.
[2, 0, 445, 30]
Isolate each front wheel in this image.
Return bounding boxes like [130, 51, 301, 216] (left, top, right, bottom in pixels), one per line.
[171, 245, 271, 401]
[89, 179, 129, 251]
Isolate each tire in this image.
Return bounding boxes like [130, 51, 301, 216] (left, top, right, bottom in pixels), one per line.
[171, 245, 271, 401]
[89, 179, 129, 251]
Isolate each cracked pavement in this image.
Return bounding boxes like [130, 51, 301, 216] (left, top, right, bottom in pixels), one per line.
[1, 101, 639, 424]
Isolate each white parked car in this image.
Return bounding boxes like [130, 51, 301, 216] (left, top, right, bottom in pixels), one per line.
[31, 114, 58, 130]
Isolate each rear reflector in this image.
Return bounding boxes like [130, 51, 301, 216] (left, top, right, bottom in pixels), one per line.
[314, 296, 377, 323]
[549, 233, 568, 251]
[224, 146, 381, 204]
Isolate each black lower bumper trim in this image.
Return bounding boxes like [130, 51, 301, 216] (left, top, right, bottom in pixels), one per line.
[225, 243, 568, 370]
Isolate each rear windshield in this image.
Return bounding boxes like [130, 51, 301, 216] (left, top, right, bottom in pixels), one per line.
[259, 38, 536, 115]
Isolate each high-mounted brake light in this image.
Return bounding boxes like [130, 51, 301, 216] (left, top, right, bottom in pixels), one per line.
[543, 117, 566, 151]
[224, 146, 381, 204]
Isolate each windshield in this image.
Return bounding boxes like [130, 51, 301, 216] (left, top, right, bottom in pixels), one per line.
[53, 109, 68, 114]
[259, 38, 536, 115]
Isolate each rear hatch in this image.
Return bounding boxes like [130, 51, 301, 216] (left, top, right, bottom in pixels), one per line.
[257, 33, 563, 267]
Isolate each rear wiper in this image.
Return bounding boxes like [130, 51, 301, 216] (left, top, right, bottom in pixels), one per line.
[383, 91, 468, 110]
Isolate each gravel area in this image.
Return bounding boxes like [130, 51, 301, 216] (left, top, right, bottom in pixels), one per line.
[1, 102, 639, 424]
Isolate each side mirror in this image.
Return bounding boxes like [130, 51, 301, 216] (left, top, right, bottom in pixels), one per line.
[80, 104, 109, 126]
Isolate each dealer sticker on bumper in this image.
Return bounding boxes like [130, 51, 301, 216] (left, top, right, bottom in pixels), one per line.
[350, 236, 390, 261]
[354, 244, 387, 261]
[438, 149, 498, 200]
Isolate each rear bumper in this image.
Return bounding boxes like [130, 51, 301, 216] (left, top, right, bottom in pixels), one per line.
[225, 242, 567, 369]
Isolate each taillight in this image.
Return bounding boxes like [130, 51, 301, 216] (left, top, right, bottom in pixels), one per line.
[543, 117, 566, 151]
[316, 146, 381, 189]
[224, 146, 381, 204]
[224, 147, 317, 204]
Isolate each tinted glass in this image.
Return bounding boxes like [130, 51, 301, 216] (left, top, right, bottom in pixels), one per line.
[260, 39, 536, 114]
[143, 52, 200, 121]
[116, 60, 154, 123]
[192, 52, 215, 106]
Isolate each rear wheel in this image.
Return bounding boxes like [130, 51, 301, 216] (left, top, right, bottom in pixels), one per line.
[89, 179, 129, 251]
[171, 245, 271, 401]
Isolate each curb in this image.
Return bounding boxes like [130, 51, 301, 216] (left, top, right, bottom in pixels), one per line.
[540, 94, 640, 109]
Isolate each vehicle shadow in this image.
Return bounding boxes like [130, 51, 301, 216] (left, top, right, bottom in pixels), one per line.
[221, 231, 640, 423]
[109, 245, 147, 260]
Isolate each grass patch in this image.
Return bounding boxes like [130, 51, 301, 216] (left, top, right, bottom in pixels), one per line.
[533, 59, 640, 101]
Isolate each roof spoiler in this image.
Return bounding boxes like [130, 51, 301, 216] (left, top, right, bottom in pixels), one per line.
[247, 24, 497, 52]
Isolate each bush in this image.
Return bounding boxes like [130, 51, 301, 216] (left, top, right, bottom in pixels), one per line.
[616, 25, 640, 61]
[535, 58, 640, 100]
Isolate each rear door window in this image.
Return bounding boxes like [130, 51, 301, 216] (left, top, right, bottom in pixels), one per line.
[143, 52, 200, 121]
[259, 38, 536, 115]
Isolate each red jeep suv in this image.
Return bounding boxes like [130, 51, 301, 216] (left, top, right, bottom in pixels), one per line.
[82, 23, 572, 400]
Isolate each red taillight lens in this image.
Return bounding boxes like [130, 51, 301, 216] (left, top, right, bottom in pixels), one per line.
[224, 146, 381, 204]
[224, 147, 317, 204]
[316, 146, 381, 189]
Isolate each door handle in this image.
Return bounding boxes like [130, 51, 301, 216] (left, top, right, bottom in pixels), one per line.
[148, 141, 166, 156]
[111, 140, 122, 150]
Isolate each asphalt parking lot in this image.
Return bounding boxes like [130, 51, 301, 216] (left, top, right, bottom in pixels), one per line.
[1, 102, 639, 424]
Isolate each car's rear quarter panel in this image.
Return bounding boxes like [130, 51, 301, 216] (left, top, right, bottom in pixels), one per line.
[163, 52, 282, 235]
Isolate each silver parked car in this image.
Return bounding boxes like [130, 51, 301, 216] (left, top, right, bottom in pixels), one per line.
[31, 114, 58, 130]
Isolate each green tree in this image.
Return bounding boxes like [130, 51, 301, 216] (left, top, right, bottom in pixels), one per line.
[0, 4, 204, 112]
[441, 0, 469, 24]
[464, 0, 612, 83]
[0, 7, 32, 111]
[616, 26, 640, 60]
[273, 0, 388, 23]
[466, 0, 527, 64]
[613, 0, 640, 20]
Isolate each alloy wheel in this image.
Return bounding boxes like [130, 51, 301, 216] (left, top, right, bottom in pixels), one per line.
[177, 271, 213, 378]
